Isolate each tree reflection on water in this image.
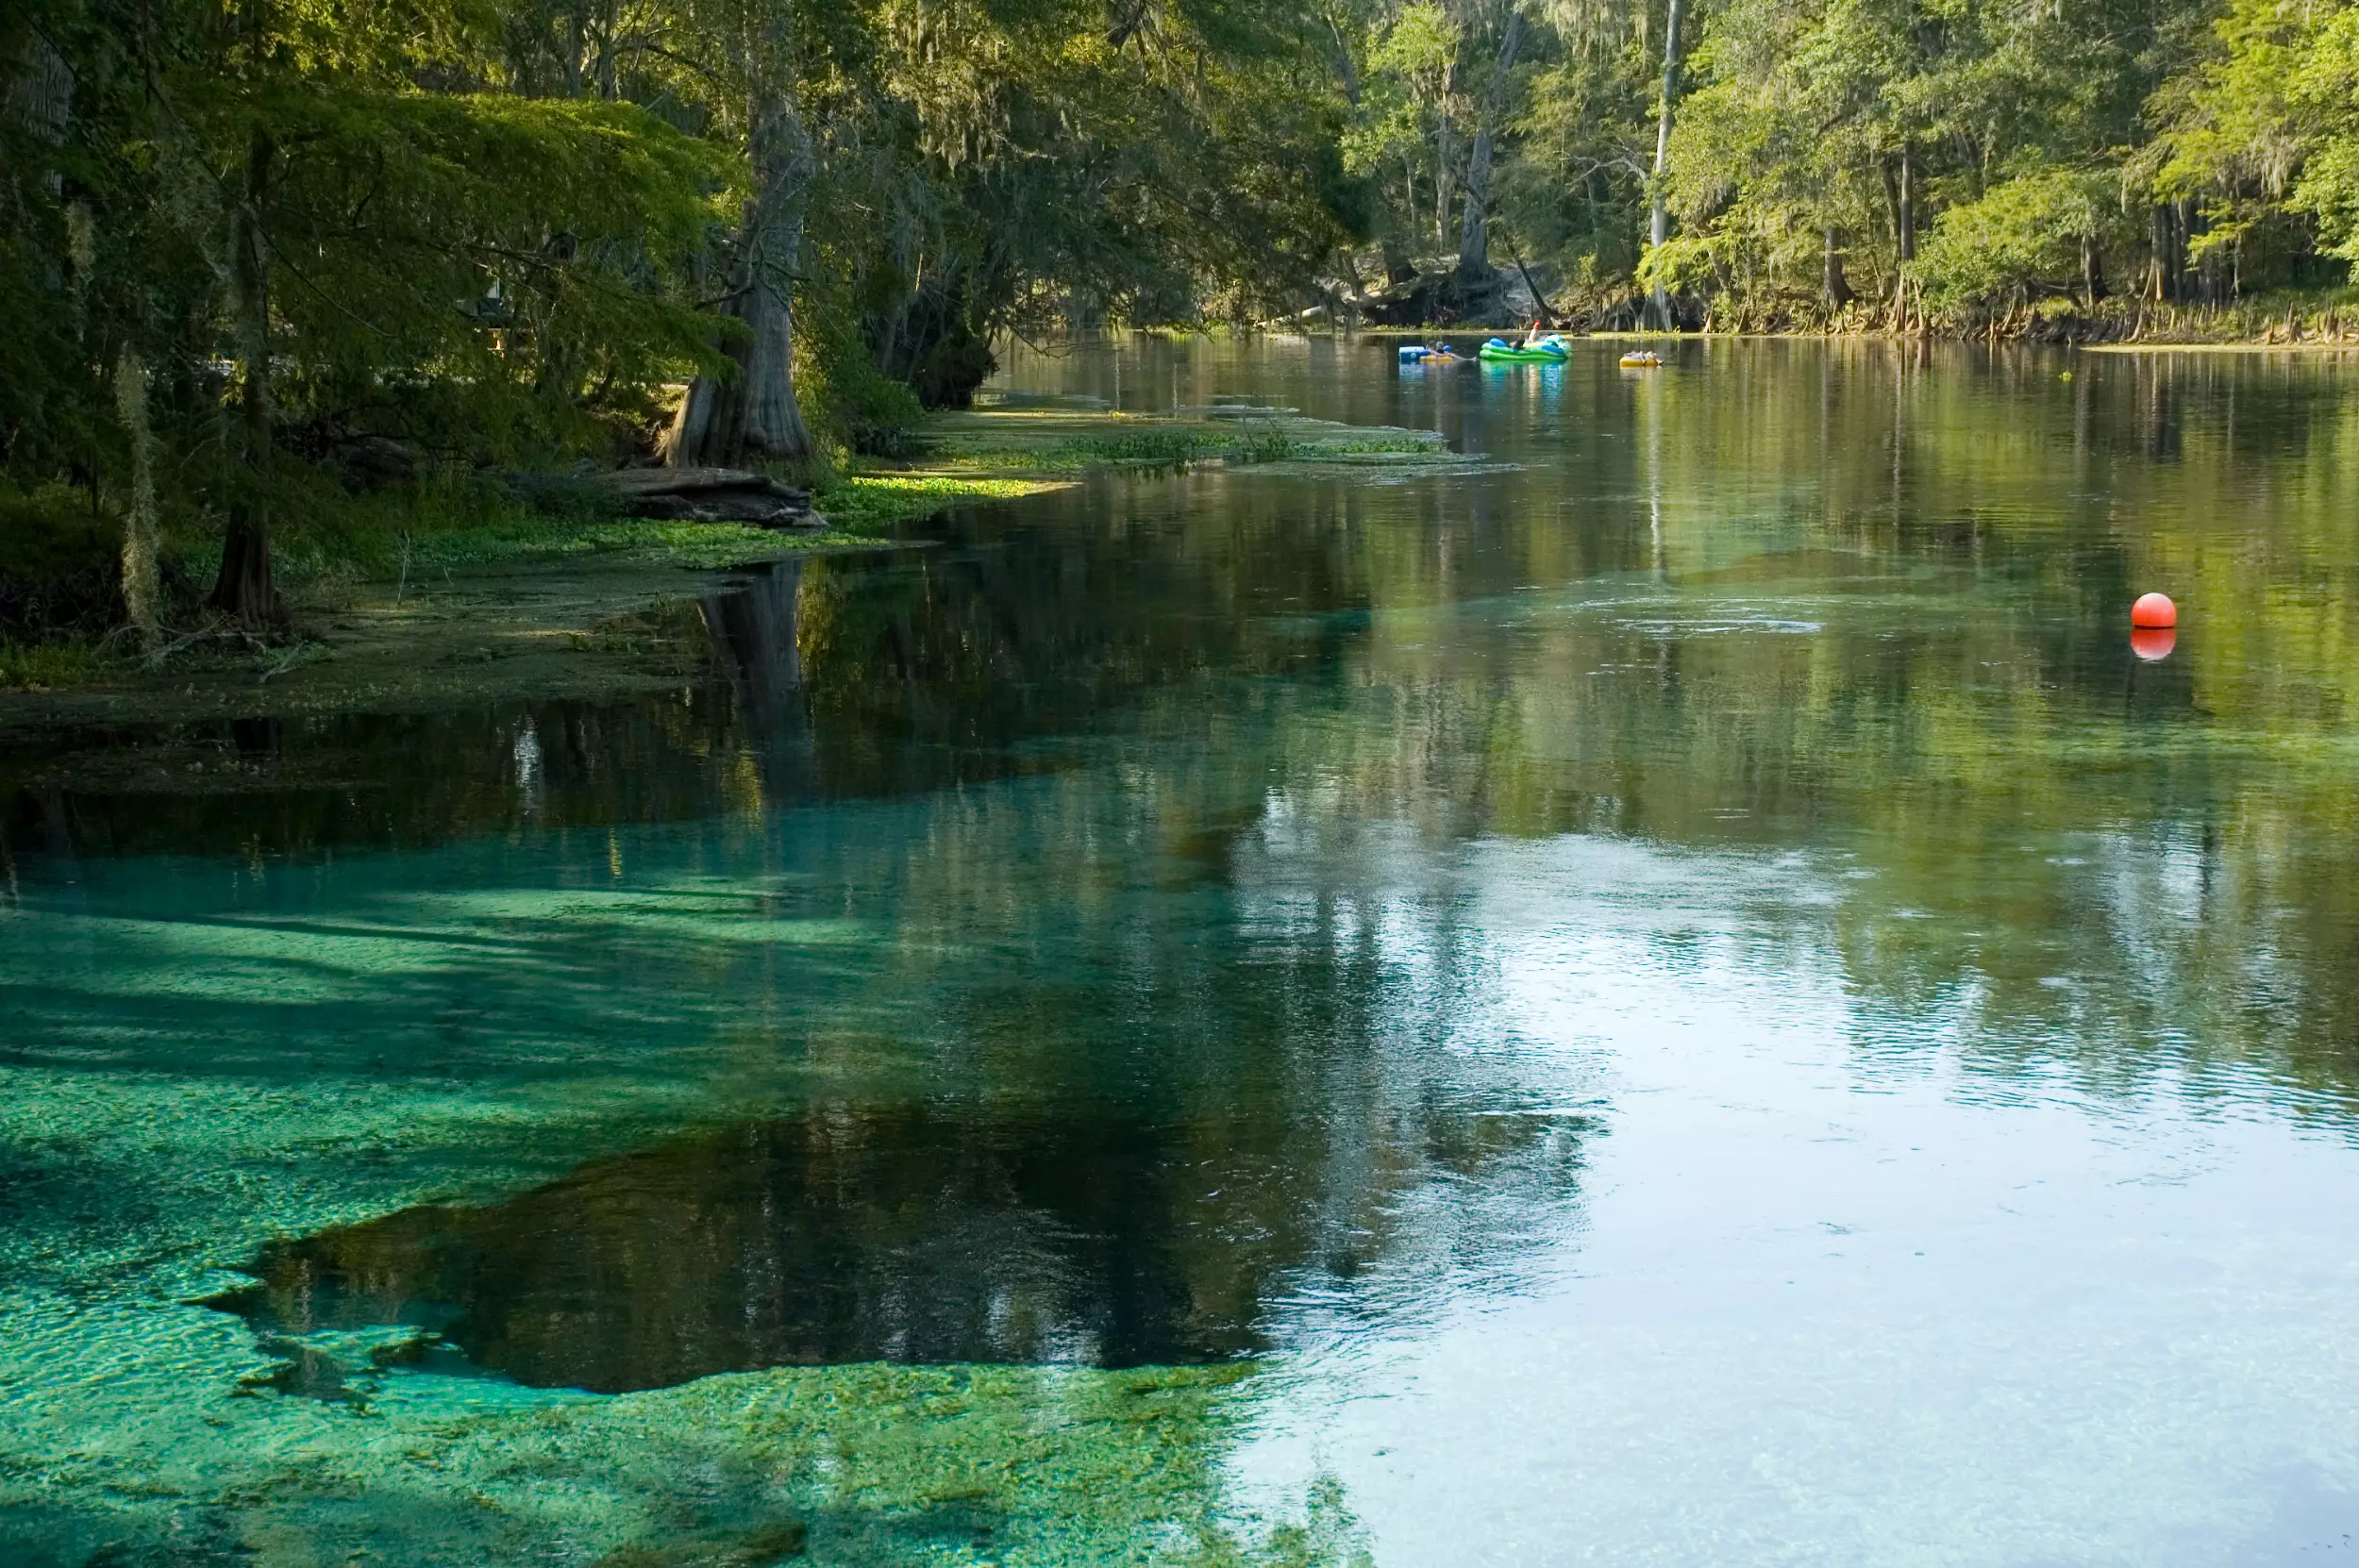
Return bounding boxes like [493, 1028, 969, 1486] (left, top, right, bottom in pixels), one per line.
[212, 1093, 1587, 1391]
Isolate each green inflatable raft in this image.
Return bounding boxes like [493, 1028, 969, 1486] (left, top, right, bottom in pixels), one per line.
[1478, 335, 1569, 363]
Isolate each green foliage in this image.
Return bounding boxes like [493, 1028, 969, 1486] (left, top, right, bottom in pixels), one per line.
[0, 636, 111, 690]
[20, 0, 2359, 655]
[1375, 3, 1461, 84]
[1477, 0, 2356, 318]
[1, 0, 1384, 643]
[845, 0, 1367, 335]
[183, 86, 728, 459]
[2157, 0, 2359, 266]
[793, 286, 926, 460]
[0, 481, 130, 638]
[1498, 42, 1655, 297]
[1915, 169, 2118, 306]
[0, 482, 115, 583]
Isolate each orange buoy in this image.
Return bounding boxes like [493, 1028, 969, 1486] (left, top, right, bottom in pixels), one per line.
[2131, 626, 2177, 662]
[2131, 592, 2178, 628]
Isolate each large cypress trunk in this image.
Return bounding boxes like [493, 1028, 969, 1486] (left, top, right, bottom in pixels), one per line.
[1458, 131, 1497, 276]
[209, 127, 290, 629]
[1456, 10, 1526, 280]
[667, 77, 815, 472]
[1884, 144, 1916, 328]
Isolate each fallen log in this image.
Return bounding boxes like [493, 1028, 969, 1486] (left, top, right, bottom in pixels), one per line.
[492, 464, 826, 529]
[601, 467, 820, 529]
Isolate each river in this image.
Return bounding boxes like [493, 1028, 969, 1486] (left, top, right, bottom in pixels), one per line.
[3, 336, 2357, 1565]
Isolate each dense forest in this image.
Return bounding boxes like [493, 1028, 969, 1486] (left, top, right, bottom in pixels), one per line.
[5, 0, 2359, 632]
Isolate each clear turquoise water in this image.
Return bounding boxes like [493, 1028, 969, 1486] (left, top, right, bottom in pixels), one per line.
[4, 338, 2359, 1565]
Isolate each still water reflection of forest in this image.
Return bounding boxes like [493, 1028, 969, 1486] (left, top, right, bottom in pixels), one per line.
[4, 339, 2357, 1565]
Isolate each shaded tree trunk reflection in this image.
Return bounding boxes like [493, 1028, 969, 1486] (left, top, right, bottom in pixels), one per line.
[700, 560, 813, 797]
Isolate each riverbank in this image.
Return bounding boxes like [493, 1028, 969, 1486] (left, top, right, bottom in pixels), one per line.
[0, 400, 1461, 732]
[1355, 325, 2359, 348]
[1334, 282, 2359, 346]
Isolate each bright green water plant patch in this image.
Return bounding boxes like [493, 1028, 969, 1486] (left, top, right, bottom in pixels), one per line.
[906, 407, 1454, 478]
[818, 474, 1072, 532]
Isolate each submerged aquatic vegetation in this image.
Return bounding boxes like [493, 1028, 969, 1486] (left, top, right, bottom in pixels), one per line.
[0, 828, 1391, 1565]
[917, 412, 1451, 477]
[7, 1269, 1336, 1565]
